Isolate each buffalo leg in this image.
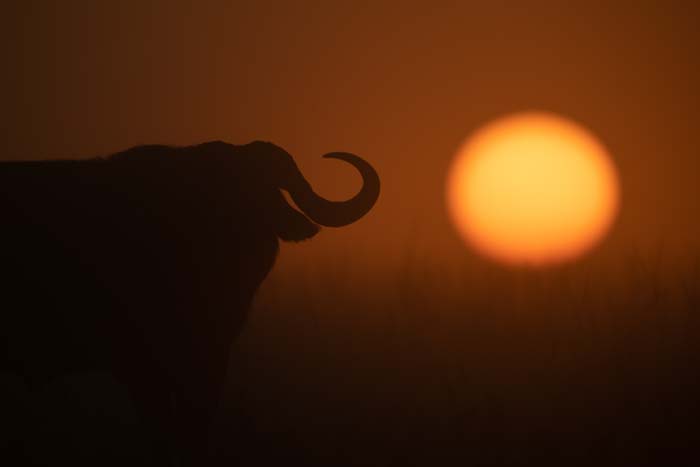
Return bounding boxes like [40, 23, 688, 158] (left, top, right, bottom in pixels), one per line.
[126, 377, 178, 467]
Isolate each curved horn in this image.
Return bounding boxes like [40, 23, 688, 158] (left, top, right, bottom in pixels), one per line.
[287, 152, 380, 227]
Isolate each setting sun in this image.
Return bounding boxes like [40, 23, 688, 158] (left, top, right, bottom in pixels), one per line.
[447, 112, 620, 266]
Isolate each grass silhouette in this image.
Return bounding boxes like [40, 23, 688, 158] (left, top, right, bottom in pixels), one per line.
[225, 249, 699, 466]
[3, 249, 698, 466]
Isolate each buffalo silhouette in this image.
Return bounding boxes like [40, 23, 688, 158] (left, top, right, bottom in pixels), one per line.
[0, 140, 380, 465]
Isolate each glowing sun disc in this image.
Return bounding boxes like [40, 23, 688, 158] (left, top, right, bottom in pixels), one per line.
[447, 112, 620, 266]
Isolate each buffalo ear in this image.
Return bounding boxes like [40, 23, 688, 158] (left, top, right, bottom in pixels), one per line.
[276, 203, 320, 242]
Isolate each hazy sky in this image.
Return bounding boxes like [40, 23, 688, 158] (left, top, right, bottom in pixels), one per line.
[3, 1, 699, 271]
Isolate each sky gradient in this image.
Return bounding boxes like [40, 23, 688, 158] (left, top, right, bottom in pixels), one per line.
[3, 1, 699, 273]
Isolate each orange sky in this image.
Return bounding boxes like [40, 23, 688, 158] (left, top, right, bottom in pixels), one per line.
[3, 1, 699, 273]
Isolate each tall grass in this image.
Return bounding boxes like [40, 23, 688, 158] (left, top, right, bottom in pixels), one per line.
[223, 251, 700, 466]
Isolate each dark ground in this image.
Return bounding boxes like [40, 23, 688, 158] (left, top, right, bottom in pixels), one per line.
[2, 252, 699, 466]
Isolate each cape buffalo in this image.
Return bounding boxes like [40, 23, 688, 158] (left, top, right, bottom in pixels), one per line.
[0, 140, 380, 465]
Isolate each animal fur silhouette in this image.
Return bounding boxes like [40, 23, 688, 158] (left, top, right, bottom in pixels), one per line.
[0, 141, 380, 465]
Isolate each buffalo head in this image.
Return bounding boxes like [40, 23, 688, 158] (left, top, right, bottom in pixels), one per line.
[180, 140, 380, 242]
